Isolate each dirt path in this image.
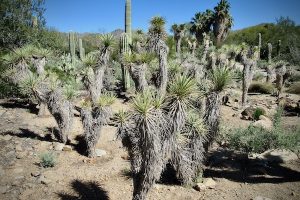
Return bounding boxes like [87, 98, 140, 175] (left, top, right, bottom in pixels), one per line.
[0, 98, 299, 200]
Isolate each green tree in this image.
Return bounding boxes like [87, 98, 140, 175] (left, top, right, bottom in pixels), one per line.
[0, 0, 46, 50]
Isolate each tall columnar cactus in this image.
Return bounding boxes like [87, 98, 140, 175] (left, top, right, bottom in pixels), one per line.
[125, 0, 132, 44]
[69, 32, 76, 63]
[277, 40, 281, 56]
[267, 43, 272, 64]
[79, 38, 85, 60]
[258, 33, 262, 59]
[120, 33, 131, 91]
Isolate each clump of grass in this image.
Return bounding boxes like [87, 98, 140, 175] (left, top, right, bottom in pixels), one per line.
[39, 151, 56, 168]
[286, 82, 300, 94]
[248, 81, 275, 94]
[253, 107, 266, 121]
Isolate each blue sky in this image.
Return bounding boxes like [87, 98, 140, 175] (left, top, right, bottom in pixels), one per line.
[44, 0, 300, 33]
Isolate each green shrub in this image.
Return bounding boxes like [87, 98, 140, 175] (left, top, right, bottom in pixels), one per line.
[227, 107, 300, 154]
[286, 82, 300, 94]
[253, 72, 265, 81]
[253, 107, 266, 121]
[289, 72, 300, 82]
[248, 81, 275, 94]
[39, 152, 56, 168]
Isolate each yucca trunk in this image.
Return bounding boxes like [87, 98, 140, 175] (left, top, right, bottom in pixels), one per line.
[157, 40, 169, 97]
[33, 57, 50, 117]
[241, 54, 256, 107]
[46, 90, 73, 144]
[132, 118, 164, 200]
[129, 63, 148, 92]
[204, 92, 220, 150]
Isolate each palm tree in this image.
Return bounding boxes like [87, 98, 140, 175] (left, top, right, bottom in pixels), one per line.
[213, 0, 233, 46]
[190, 9, 214, 43]
[171, 24, 186, 56]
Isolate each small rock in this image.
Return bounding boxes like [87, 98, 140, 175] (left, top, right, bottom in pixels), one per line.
[203, 178, 216, 189]
[195, 183, 206, 191]
[13, 168, 24, 174]
[15, 144, 23, 152]
[0, 185, 9, 194]
[0, 167, 4, 177]
[16, 152, 26, 159]
[253, 116, 273, 130]
[253, 196, 272, 200]
[38, 176, 51, 185]
[2, 135, 12, 141]
[53, 143, 64, 151]
[63, 145, 72, 151]
[95, 149, 107, 157]
[31, 171, 41, 177]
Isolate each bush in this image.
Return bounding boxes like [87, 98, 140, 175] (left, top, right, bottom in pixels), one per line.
[248, 81, 275, 94]
[253, 72, 265, 81]
[226, 107, 300, 154]
[253, 107, 266, 121]
[39, 152, 56, 168]
[286, 82, 300, 94]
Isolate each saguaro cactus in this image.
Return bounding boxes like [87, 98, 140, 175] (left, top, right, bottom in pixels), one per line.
[125, 0, 132, 44]
[258, 33, 262, 60]
[79, 38, 85, 60]
[120, 33, 131, 91]
[277, 40, 281, 56]
[69, 32, 76, 63]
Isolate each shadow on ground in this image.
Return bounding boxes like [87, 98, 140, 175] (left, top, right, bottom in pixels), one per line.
[204, 149, 300, 184]
[0, 99, 38, 114]
[57, 180, 109, 200]
[3, 128, 56, 142]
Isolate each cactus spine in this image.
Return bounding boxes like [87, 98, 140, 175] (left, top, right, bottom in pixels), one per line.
[69, 32, 76, 63]
[79, 38, 85, 60]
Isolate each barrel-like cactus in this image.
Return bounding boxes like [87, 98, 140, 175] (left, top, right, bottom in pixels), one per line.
[79, 38, 85, 60]
[69, 32, 76, 63]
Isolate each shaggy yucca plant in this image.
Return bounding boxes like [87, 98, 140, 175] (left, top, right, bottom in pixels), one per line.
[81, 92, 116, 158]
[209, 66, 232, 92]
[204, 66, 232, 150]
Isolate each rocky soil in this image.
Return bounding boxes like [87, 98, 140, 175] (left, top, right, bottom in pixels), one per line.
[0, 93, 299, 200]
